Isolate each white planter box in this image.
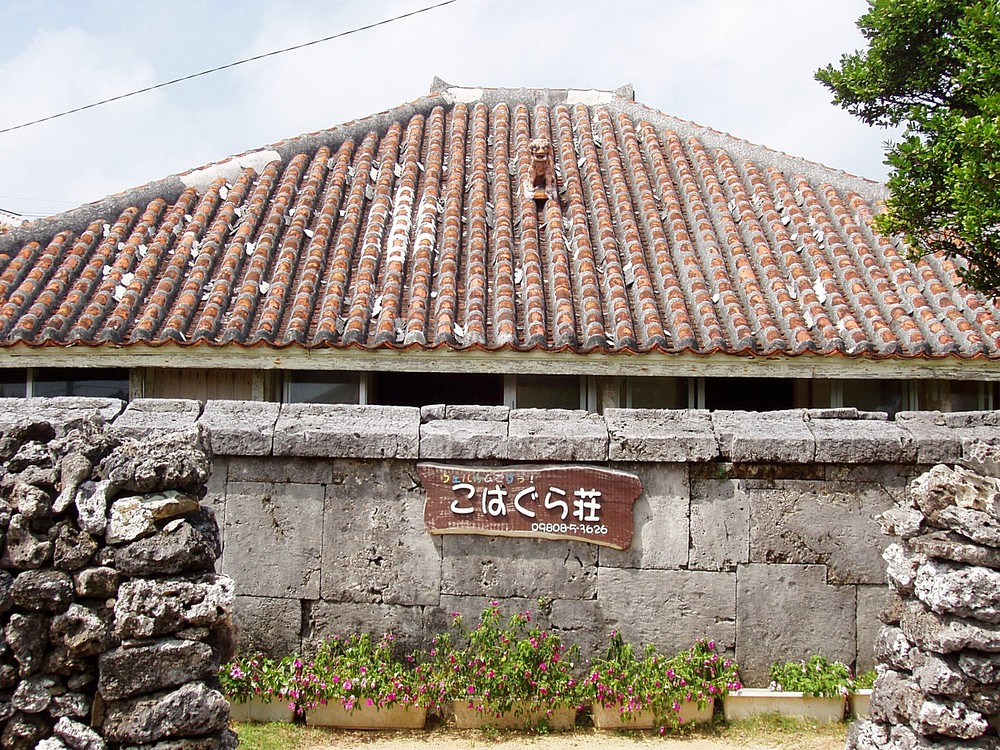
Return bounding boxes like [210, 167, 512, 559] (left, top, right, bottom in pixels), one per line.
[849, 690, 872, 719]
[723, 689, 845, 723]
[305, 702, 427, 729]
[451, 701, 577, 730]
[592, 698, 714, 729]
[227, 696, 295, 723]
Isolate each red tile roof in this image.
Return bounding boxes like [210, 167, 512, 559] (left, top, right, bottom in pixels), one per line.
[2, 85, 999, 360]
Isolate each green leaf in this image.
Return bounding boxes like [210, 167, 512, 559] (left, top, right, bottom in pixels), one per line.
[818, 0, 1000, 294]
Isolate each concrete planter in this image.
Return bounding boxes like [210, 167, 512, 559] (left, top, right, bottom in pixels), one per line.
[849, 690, 872, 719]
[592, 698, 714, 729]
[451, 701, 577, 730]
[305, 702, 427, 729]
[723, 689, 845, 723]
[228, 696, 295, 723]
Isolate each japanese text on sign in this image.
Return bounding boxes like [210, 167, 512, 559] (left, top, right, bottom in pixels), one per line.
[449, 483, 604, 523]
[417, 463, 643, 550]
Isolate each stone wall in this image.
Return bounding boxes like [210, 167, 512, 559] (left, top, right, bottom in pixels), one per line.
[3, 397, 999, 687]
[0, 405, 235, 750]
[849, 444, 1000, 750]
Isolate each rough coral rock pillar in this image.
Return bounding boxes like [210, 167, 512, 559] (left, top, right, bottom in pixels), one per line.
[848, 444, 1000, 750]
[0, 416, 235, 750]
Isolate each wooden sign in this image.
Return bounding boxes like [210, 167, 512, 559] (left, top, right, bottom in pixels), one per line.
[417, 463, 642, 549]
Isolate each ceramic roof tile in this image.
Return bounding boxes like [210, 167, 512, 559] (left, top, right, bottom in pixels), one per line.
[554, 105, 605, 350]
[639, 121, 721, 350]
[193, 165, 276, 342]
[487, 104, 517, 348]
[573, 105, 635, 350]
[2, 85, 998, 362]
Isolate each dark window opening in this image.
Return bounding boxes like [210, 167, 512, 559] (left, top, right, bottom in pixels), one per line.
[950, 381, 988, 412]
[370, 372, 503, 407]
[286, 371, 360, 404]
[842, 379, 906, 417]
[515, 375, 581, 410]
[32, 368, 128, 400]
[0, 369, 27, 398]
[704, 377, 795, 412]
[628, 376, 688, 409]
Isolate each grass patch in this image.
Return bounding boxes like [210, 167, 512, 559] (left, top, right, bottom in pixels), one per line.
[709, 714, 849, 749]
[233, 722, 333, 750]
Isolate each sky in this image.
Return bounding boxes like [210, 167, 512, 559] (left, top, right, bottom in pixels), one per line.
[0, 0, 900, 224]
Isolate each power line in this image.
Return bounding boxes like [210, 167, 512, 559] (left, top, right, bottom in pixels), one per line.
[0, 0, 462, 136]
[0, 207, 50, 219]
[0, 194, 80, 205]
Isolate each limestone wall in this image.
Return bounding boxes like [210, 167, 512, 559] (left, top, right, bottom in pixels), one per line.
[0, 405, 234, 750]
[3, 397, 999, 686]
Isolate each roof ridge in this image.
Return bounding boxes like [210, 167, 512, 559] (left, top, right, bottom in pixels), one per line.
[424, 81, 885, 197]
[1, 85, 886, 251]
[429, 77, 636, 102]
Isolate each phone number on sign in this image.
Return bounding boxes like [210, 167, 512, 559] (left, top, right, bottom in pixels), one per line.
[531, 522, 608, 535]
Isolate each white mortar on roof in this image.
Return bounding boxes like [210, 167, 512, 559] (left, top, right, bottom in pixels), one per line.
[567, 89, 615, 105]
[181, 150, 282, 192]
[443, 87, 484, 104]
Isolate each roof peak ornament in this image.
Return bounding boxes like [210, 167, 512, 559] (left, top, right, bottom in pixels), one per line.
[525, 137, 558, 203]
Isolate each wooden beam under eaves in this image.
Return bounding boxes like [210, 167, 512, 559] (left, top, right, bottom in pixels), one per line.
[1, 344, 1000, 381]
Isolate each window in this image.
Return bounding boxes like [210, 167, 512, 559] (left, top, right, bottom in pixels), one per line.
[511, 374, 586, 410]
[31, 368, 128, 399]
[0, 369, 27, 398]
[703, 377, 795, 412]
[795, 379, 833, 409]
[285, 371, 361, 404]
[624, 376, 690, 409]
[837, 379, 913, 417]
[370, 372, 503, 407]
[949, 381, 993, 412]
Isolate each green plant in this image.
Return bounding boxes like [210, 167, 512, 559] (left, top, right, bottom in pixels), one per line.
[666, 639, 742, 707]
[293, 632, 440, 714]
[585, 634, 740, 730]
[816, 0, 1000, 294]
[433, 603, 582, 720]
[220, 652, 298, 706]
[851, 669, 877, 691]
[768, 655, 851, 698]
[586, 631, 672, 723]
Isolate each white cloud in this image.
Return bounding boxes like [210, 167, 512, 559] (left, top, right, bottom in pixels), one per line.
[0, 27, 183, 215]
